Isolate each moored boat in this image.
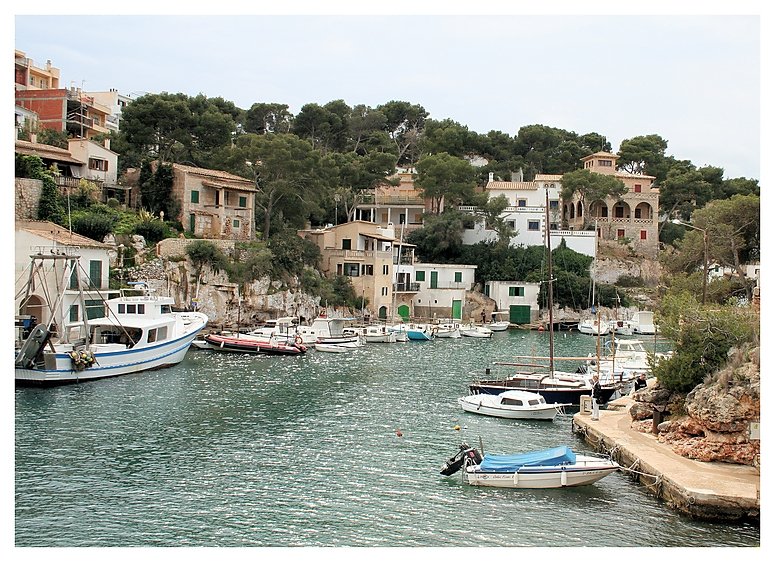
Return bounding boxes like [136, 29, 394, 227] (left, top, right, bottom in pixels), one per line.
[441, 442, 619, 488]
[16, 259, 208, 386]
[203, 332, 307, 355]
[458, 390, 569, 420]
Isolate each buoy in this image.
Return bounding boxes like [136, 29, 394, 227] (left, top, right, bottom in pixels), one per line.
[395, 429, 403, 437]
[454, 425, 461, 431]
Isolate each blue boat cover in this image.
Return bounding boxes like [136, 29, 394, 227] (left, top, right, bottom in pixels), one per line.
[478, 445, 576, 472]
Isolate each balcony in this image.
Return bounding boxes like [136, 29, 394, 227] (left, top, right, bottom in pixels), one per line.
[394, 282, 420, 292]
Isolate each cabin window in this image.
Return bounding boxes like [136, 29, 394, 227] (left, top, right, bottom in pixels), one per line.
[501, 398, 523, 406]
[454, 272, 462, 283]
[148, 328, 157, 343]
[528, 399, 540, 406]
[191, 190, 199, 203]
[528, 220, 539, 231]
[147, 326, 168, 343]
[161, 304, 172, 314]
[416, 271, 425, 282]
[119, 304, 124, 313]
[127, 304, 137, 314]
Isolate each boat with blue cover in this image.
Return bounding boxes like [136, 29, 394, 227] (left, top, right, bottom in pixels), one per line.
[441, 442, 619, 488]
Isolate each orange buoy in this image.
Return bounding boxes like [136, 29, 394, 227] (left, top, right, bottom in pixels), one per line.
[454, 425, 461, 431]
[395, 429, 403, 437]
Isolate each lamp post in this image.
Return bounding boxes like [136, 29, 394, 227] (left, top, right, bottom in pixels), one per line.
[672, 219, 708, 304]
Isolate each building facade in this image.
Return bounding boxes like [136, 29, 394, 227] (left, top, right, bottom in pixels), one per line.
[298, 221, 398, 317]
[484, 280, 541, 324]
[172, 164, 257, 240]
[562, 152, 660, 257]
[353, 169, 429, 237]
[15, 87, 112, 140]
[409, 263, 477, 321]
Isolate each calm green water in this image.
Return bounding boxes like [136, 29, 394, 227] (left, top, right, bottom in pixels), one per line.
[15, 331, 758, 547]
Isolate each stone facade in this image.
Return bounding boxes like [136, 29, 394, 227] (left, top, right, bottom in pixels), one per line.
[15, 178, 42, 220]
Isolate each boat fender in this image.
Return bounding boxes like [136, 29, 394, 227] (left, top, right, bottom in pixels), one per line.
[477, 401, 482, 410]
[561, 468, 568, 487]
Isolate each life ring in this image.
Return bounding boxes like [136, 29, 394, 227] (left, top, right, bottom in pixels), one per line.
[295, 335, 303, 345]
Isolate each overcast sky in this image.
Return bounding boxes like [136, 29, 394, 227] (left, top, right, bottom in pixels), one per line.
[10, 3, 765, 180]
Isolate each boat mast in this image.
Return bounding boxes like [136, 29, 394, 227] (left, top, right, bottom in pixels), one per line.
[545, 189, 554, 375]
[392, 220, 406, 323]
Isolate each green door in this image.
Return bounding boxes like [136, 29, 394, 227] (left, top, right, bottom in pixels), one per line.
[509, 305, 531, 324]
[430, 271, 438, 289]
[452, 299, 462, 320]
[397, 304, 410, 321]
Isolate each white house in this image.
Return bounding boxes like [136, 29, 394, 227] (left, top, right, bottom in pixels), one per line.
[409, 263, 477, 320]
[67, 138, 119, 186]
[460, 172, 597, 258]
[15, 220, 114, 340]
[484, 280, 541, 324]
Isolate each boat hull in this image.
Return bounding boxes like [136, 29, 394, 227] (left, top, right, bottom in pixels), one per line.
[15, 327, 205, 386]
[204, 333, 306, 355]
[468, 381, 617, 405]
[458, 397, 561, 420]
[464, 461, 618, 488]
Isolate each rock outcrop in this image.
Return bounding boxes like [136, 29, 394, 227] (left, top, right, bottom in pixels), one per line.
[628, 346, 760, 466]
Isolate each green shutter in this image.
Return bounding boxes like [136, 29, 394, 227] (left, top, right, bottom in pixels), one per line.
[89, 260, 102, 289]
[415, 270, 425, 282]
[239, 196, 247, 207]
[430, 271, 438, 289]
[454, 272, 462, 283]
[191, 190, 199, 203]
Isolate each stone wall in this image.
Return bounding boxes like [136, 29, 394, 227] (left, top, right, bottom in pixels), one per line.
[15, 178, 42, 220]
[156, 237, 237, 258]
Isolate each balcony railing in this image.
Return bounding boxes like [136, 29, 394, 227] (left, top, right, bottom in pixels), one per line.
[394, 282, 421, 292]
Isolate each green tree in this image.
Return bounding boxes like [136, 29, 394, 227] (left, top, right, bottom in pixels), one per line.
[472, 194, 515, 248]
[406, 210, 469, 262]
[244, 102, 292, 135]
[414, 152, 477, 214]
[376, 100, 429, 165]
[560, 169, 627, 228]
[616, 134, 669, 179]
[419, 118, 478, 158]
[349, 104, 388, 155]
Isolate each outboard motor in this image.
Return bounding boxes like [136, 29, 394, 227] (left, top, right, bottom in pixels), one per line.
[440, 442, 483, 476]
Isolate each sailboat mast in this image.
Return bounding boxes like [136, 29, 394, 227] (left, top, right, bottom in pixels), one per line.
[545, 189, 554, 375]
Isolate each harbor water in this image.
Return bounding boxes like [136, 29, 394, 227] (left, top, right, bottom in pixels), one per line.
[15, 330, 759, 547]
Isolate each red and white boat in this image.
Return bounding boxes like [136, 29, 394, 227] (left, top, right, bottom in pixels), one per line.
[203, 332, 307, 356]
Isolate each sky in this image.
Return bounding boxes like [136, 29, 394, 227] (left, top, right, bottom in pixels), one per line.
[8, 1, 767, 181]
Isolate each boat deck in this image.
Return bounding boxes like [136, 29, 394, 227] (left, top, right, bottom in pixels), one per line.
[572, 395, 759, 521]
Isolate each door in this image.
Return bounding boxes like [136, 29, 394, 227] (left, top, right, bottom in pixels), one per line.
[397, 304, 410, 321]
[452, 300, 462, 320]
[509, 305, 531, 324]
[430, 271, 438, 289]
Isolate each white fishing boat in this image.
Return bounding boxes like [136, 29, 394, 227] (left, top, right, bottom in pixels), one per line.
[363, 325, 398, 343]
[458, 390, 570, 420]
[441, 443, 619, 489]
[432, 322, 462, 338]
[314, 342, 357, 353]
[15, 252, 207, 385]
[296, 316, 360, 345]
[488, 311, 511, 332]
[577, 317, 610, 336]
[625, 310, 657, 335]
[459, 323, 493, 338]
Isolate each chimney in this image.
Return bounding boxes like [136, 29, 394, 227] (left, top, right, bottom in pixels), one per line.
[104, 139, 111, 150]
[488, 172, 494, 182]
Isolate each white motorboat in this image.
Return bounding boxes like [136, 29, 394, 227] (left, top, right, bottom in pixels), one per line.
[625, 311, 657, 335]
[488, 311, 511, 332]
[297, 316, 360, 345]
[314, 342, 356, 353]
[577, 317, 610, 336]
[441, 443, 619, 489]
[16, 260, 208, 386]
[432, 322, 462, 338]
[458, 390, 570, 420]
[363, 325, 398, 343]
[459, 324, 493, 338]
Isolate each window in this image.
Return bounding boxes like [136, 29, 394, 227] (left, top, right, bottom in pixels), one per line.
[634, 208, 642, 219]
[191, 190, 199, 204]
[225, 192, 231, 206]
[342, 239, 352, 250]
[69, 266, 79, 290]
[501, 398, 524, 406]
[640, 230, 647, 240]
[454, 272, 462, 283]
[382, 264, 389, 275]
[506, 220, 516, 230]
[518, 199, 527, 207]
[89, 260, 102, 289]
[232, 219, 240, 228]
[509, 286, 525, 297]
[549, 200, 559, 208]
[239, 196, 247, 208]
[147, 328, 157, 343]
[69, 304, 79, 322]
[416, 270, 425, 282]
[344, 263, 359, 276]
[528, 220, 540, 231]
[598, 159, 613, 167]
[189, 214, 196, 232]
[361, 264, 373, 276]
[617, 229, 626, 239]
[381, 287, 388, 296]
[89, 158, 108, 171]
[634, 184, 642, 193]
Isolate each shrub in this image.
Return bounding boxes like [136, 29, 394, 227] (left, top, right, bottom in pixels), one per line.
[186, 240, 228, 273]
[70, 211, 118, 242]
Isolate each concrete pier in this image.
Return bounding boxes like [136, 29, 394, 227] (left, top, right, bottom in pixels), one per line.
[572, 396, 760, 521]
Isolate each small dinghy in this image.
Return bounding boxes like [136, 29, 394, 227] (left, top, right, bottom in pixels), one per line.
[441, 442, 619, 489]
